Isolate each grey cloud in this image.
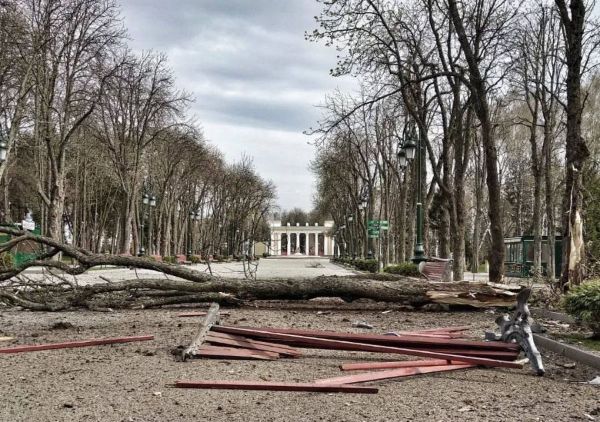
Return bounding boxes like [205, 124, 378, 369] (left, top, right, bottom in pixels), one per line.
[120, 0, 354, 209]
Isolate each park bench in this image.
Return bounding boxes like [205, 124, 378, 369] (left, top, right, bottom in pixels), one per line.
[419, 258, 452, 282]
[176, 254, 191, 265]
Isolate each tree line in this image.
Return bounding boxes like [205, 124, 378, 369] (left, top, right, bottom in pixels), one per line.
[308, 0, 600, 287]
[0, 0, 275, 258]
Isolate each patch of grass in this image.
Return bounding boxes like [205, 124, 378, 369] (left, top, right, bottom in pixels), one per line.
[553, 332, 600, 351]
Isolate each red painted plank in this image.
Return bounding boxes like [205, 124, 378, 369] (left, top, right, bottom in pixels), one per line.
[195, 345, 279, 360]
[177, 312, 230, 317]
[207, 330, 300, 353]
[341, 359, 458, 371]
[174, 380, 378, 394]
[245, 337, 517, 359]
[316, 364, 475, 384]
[211, 326, 523, 369]
[0, 335, 154, 354]
[234, 326, 518, 351]
[206, 333, 301, 357]
[396, 326, 470, 334]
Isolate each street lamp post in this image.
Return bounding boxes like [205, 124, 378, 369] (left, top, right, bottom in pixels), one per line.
[347, 214, 355, 260]
[397, 121, 426, 264]
[148, 195, 157, 255]
[359, 196, 373, 259]
[139, 193, 149, 256]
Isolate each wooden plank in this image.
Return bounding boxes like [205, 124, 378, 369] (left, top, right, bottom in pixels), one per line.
[199, 345, 280, 358]
[195, 345, 279, 360]
[211, 326, 524, 369]
[0, 337, 14, 342]
[341, 359, 458, 371]
[316, 364, 475, 384]
[206, 333, 301, 357]
[174, 380, 379, 394]
[0, 335, 154, 354]
[182, 302, 220, 360]
[233, 326, 518, 351]
[405, 326, 470, 333]
[207, 330, 300, 353]
[238, 338, 517, 359]
[177, 311, 230, 317]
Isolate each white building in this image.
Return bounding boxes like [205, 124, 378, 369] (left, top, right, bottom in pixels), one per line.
[269, 220, 336, 256]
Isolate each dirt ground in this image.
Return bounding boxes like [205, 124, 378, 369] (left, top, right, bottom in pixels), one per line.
[0, 305, 598, 422]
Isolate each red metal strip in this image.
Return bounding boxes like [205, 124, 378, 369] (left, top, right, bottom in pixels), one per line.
[211, 326, 523, 369]
[177, 312, 230, 317]
[341, 359, 457, 371]
[0, 335, 154, 354]
[230, 326, 518, 351]
[206, 333, 301, 357]
[207, 330, 300, 353]
[174, 380, 378, 394]
[316, 364, 475, 384]
[195, 345, 279, 360]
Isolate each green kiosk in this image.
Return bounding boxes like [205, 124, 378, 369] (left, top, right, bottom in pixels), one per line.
[0, 216, 42, 266]
[503, 235, 562, 278]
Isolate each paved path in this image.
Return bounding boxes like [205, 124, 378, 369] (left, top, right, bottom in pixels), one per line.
[21, 257, 355, 284]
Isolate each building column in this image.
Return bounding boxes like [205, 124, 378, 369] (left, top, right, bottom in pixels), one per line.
[315, 232, 319, 256]
[270, 231, 276, 255]
[305, 232, 309, 255]
[275, 232, 281, 255]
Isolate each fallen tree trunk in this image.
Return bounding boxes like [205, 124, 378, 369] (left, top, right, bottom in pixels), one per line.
[0, 227, 521, 310]
[0, 276, 519, 310]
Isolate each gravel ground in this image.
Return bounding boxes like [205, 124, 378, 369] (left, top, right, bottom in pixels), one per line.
[0, 306, 598, 422]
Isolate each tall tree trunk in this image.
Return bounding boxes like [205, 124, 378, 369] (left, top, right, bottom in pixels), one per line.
[556, 0, 589, 288]
[447, 0, 504, 282]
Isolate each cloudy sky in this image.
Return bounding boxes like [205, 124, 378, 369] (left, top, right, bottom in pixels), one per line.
[120, 0, 355, 211]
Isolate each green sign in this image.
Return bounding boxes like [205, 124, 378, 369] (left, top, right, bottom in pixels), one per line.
[368, 228, 380, 238]
[368, 220, 389, 230]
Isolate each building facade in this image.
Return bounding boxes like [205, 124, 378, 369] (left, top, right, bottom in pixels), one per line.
[269, 220, 335, 257]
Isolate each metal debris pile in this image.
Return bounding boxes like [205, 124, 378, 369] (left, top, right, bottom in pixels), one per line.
[175, 293, 543, 394]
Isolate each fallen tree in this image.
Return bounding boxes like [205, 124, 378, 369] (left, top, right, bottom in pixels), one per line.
[0, 227, 521, 311]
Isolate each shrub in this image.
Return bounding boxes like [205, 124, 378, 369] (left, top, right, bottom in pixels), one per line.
[383, 262, 420, 277]
[262, 252, 269, 258]
[354, 259, 378, 273]
[162, 256, 177, 265]
[563, 280, 600, 339]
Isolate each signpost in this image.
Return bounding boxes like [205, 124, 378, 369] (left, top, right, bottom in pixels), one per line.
[367, 220, 390, 271]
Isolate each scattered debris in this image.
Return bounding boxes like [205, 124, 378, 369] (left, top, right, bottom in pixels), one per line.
[0, 337, 13, 342]
[579, 376, 600, 385]
[558, 362, 577, 369]
[173, 303, 535, 394]
[352, 321, 374, 329]
[485, 288, 545, 375]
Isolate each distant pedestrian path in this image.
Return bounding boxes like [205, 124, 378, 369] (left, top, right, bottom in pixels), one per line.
[22, 257, 355, 284]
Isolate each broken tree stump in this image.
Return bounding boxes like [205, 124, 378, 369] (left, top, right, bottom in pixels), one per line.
[182, 302, 220, 361]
